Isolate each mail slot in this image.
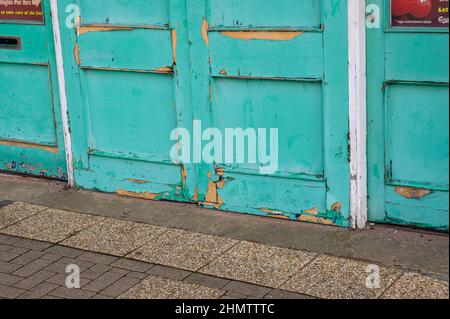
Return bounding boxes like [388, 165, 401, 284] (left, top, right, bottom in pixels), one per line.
[0, 36, 21, 50]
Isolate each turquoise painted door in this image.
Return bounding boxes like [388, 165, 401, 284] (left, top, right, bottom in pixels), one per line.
[59, 0, 351, 226]
[0, 1, 67, 179]
[367, 0, 449, 230]
[58, 0, 191, 201]
[187, 0, 350, 226]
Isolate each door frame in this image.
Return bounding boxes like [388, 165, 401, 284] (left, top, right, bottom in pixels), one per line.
[348, 0, 368, 229]
[50, 0, 75, 186]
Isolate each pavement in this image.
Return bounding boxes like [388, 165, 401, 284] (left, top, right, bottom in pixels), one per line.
[0, 173, 448, 299]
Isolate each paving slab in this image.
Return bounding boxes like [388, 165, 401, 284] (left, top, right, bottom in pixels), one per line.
[1, 173, 448, 278]
[200, 241, 317, 288]
[381, 272, 449, 299]
[0, 209, 103, 243]
[119, 275, 224, 299]
[0, 202, 47, 229]
[61, 218, 167, 256]
[128, 229, 239, 271]
[281, 255, 403, 299]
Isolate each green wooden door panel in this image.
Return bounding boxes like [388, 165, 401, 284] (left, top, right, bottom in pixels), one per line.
[385, 33, 449, 83]
[79, 0, 169, 27]
[60, 0, 189, 201]
[207, 0, 322, 29]
[0, 0, 67, 179]
[85, 70, 176, 162]
[78, 29, 173, 71]
[0, 63, 56, 146]
[386, 83, 449, 188]
[209, 32, 324, 79]
[211, 78, 324, 177]
[367, 0, 449, 230]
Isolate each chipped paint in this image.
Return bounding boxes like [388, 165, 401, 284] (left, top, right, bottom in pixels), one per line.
[220, 31, 302, 41]
[298, 215, 334, 225]
[0, 140, 59, 154]
[126, 178, 150, 184]
[77, 26, 133, 36]
[73, 43, 80, 65]
[202, 170, 225, 209]
[152, 66, 174, 73]
[304, 207, 320, 215]
[395, 186, 432, 199]
[192, 187, 199, 202]
[331, 202, 342, 212]
[202, 18, 209, 47]
[181, 165, 188, 190]
[116, 189, 160, 201]
[260, 208, 291, 220]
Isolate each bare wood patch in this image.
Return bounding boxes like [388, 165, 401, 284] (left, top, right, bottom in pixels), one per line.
[0, 140, 58, 154]
[77, 26, 133, 36]
[202, 18, 209, 46]
[116, 189, 159, 200]
[395, 187, 432, 199]
[220, 31, 302, 41]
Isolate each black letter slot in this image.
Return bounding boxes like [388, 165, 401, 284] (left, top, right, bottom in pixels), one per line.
[0, 36, 22, 50]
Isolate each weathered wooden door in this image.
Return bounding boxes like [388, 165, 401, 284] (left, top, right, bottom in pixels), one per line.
[186, 0, 351, 226]
[0, 0, 67, 179]
[60, 0, 351, 226]
[58, 0, 192, 201]
[367, 0, 449, 230]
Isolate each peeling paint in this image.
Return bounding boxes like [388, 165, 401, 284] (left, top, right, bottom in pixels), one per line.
[260, 208, 291, 220]
[395, 186, 432, 199]
[0, 140, 59, 154]
[116, 189, 160, 201]
[73, 43, 80, 65]
[304, 207, 320, 215]
[192, 187, 199, 202]
[298, 215, 335, 225]
[77, 26, 133, 36]
[181, 165, 187, 190]
[202, 18, 209, 47]
[220, 31, 302, 41]
[331, 202, 342, 212]
[152, 66, 174, 73]
[202, 170, 225, 209]
[126, 178, 150, 184]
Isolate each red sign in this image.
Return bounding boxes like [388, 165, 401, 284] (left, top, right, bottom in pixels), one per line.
[0, 0, 43, 23]
[391, 0, 449, 27]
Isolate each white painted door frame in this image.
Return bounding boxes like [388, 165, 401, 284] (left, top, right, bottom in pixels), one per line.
[50, 0, 75, 187]
[348, 0, 368, 229]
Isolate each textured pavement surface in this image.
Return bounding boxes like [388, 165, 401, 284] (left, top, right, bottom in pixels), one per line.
[0, 201, 448, 299]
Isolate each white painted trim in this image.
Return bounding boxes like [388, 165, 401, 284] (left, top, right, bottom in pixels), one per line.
[348, 0, 368, 229]
[50, 0, 75, 186]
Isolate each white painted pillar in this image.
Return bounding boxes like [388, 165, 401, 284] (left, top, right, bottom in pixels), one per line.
[50, 0, 75, 187]
[348, 0, 368, 229]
